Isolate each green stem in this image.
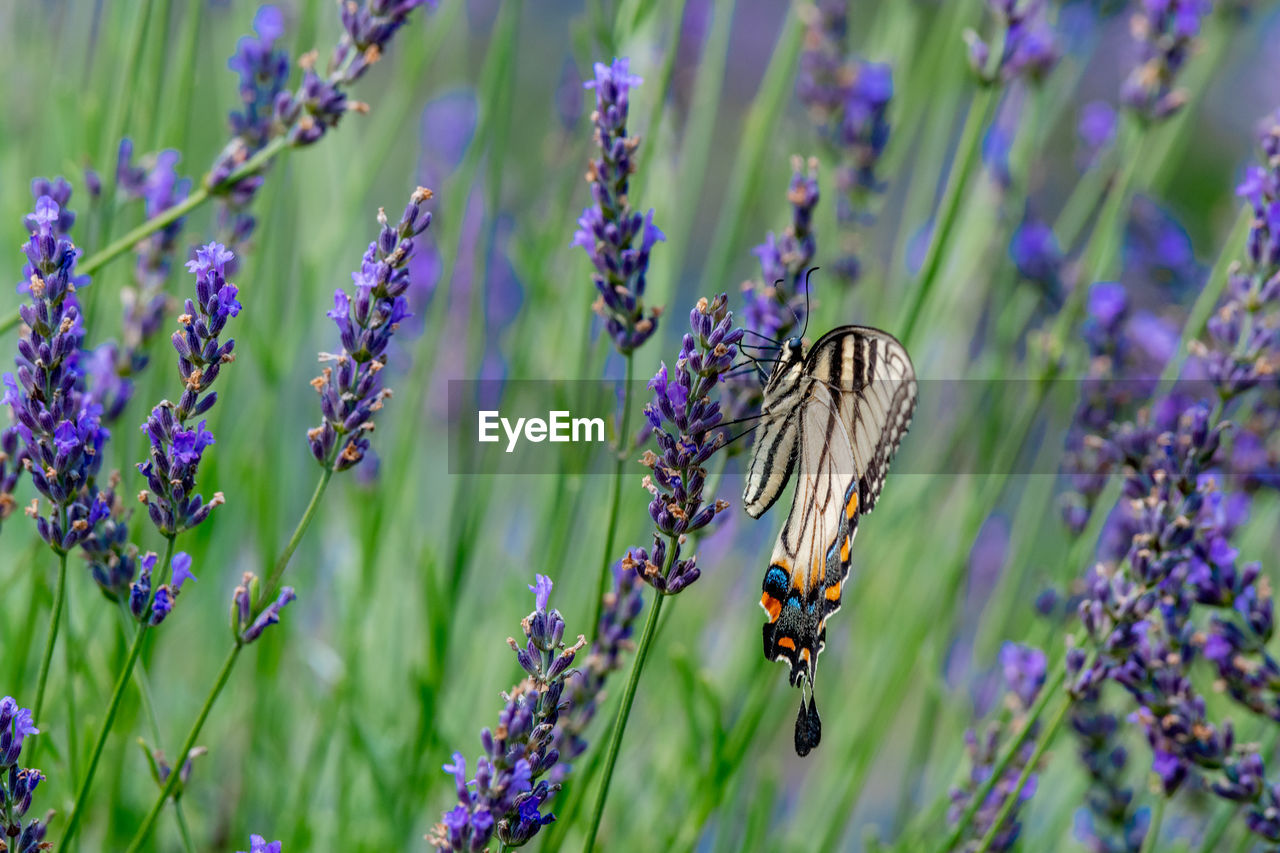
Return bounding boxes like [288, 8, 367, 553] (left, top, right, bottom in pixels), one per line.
[941, 665, 1067, 851]
[125, 466, 332, 850]
[118, 602, 196, 853]
[972, 693, 1072, 853]
[263, 465, 334, 603]
[59, 535, 172, 851]
[583, 584, 669, 852]
[124, 642, 243, 853]
[1140, 795, 1166, 853]
[31, 548, 69, 738]
[897, 85, 997, 347]
[592, 354, 634, 637]
[62, 582, 80, 792]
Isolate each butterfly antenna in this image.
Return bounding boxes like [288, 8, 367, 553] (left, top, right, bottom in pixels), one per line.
[741, 327, 784, 348]
[799, 266, 818, 343]
[722, 421, 764, 449]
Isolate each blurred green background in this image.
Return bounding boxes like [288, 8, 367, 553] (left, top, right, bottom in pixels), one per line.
[3, 0, 1280, 850]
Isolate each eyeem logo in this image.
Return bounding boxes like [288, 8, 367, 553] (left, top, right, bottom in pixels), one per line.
[478, 410, 606, 453]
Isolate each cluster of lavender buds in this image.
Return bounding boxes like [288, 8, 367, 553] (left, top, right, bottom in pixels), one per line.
[308, 188, 432, 471]
[1059, 282, 1175, 535]
[1070, 687, 1146, 853]
[549, 561, 645, 779]
[0, 427, 21, 532]
[1078, 101, 1118, 170]
[743, 158, 819, 343]
[4, 191, 112, 554]
[1192, 112, 1280, 404]
[429, 576, 586, 851]
[238, 835, 283, 853]
[79, 474, 138, 600]
[230, 572, 298, 645]
[127, 550, 196, 626]
[1, 697, 48, 853]
[949, 643, 1048, 852]
[1008, 216, 1062, 293]
[625, 296, 742, 595]
[1120, 0, 1211, 122]
[965, 0, 1060, 86]
[572, 57, 664, 354]
[795, 2, 890, 283]
[278, 0, 436, 148]
[209, 2, 435, 252]
[137, 242, 241, 536]
[91, 140, 195, 422]
[1063, 398, 1280, 844]
[209, 5, 290, 261]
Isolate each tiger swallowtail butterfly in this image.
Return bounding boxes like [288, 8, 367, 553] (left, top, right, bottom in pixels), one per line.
[743, 325, 917, 755]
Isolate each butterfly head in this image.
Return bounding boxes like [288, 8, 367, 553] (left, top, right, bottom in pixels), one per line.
[786, 335, 803, 358]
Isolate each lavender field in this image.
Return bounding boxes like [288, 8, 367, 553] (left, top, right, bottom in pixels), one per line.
[3, 0, 1280, 851]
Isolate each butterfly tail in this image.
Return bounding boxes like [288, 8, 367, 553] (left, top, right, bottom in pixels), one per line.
[794, 690, 821, 756]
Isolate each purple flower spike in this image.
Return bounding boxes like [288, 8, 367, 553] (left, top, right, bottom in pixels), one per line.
[573, 56, 664, 354]
[950, 643, 1049, 851]
[429, 576, 586, 851]
[796, 2, 891, 283]
[1, 696, 49, 848]
[6, 184, 113, 554]
[627, 294, 741, 595]
[237, 585, 298, 644]
[965, 0, 1060, 85]
[136, 243, 241, 539]
[309, 188, 432, 472]
[1120, 0, 1211, 122]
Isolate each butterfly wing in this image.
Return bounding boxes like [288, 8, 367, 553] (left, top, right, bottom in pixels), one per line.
[742, 348, 805, 519]
[804, 325, 918, 515]
[758, 381, 858, 685]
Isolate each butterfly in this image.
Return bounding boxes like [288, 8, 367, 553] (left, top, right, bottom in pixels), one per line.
[742, 324, 917, 755]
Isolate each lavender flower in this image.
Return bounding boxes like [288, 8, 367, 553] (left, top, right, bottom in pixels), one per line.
[572, 57, 664, 354]
[308, 188, 432, 471]
[92, 141, 195, 422]
[0, 426, 22, 532]
[1009, 216, 1062, 290]
[128, 551, 197, 626]
[209, 1, 435, 257]
[1078, 101, 1118, 168]
[1071, 688, 1146, 853]
[79, 475, 138, 600]
[550, 561, 645, 778]
[1192, 112, 1280, 401]
[428, 575, 586, 850]
[743, 158, 820, 343]
[230, 572, 298, 644]
[238, 835, 283, 853]
[627, 295, 742, 594]
[796, 3, 890, 283]
[949, 643, 1048, 851]
[1, 697, 49, 853]
[1120, 0, 1211, 122]
[796, 0, 849, 127]
[965, 0, 1060, 85]
[137, 242, 242, 536]
[4, 191, 111, 553]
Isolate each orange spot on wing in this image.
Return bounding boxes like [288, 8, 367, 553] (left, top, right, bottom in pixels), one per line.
[800, 647, 811, 662]
[760, 592, 782, 622]
[777, 636, 797, 651]
[825, 582, 842, 602]
[840, 538, 850, 562]
[846, 492, 859, 519]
